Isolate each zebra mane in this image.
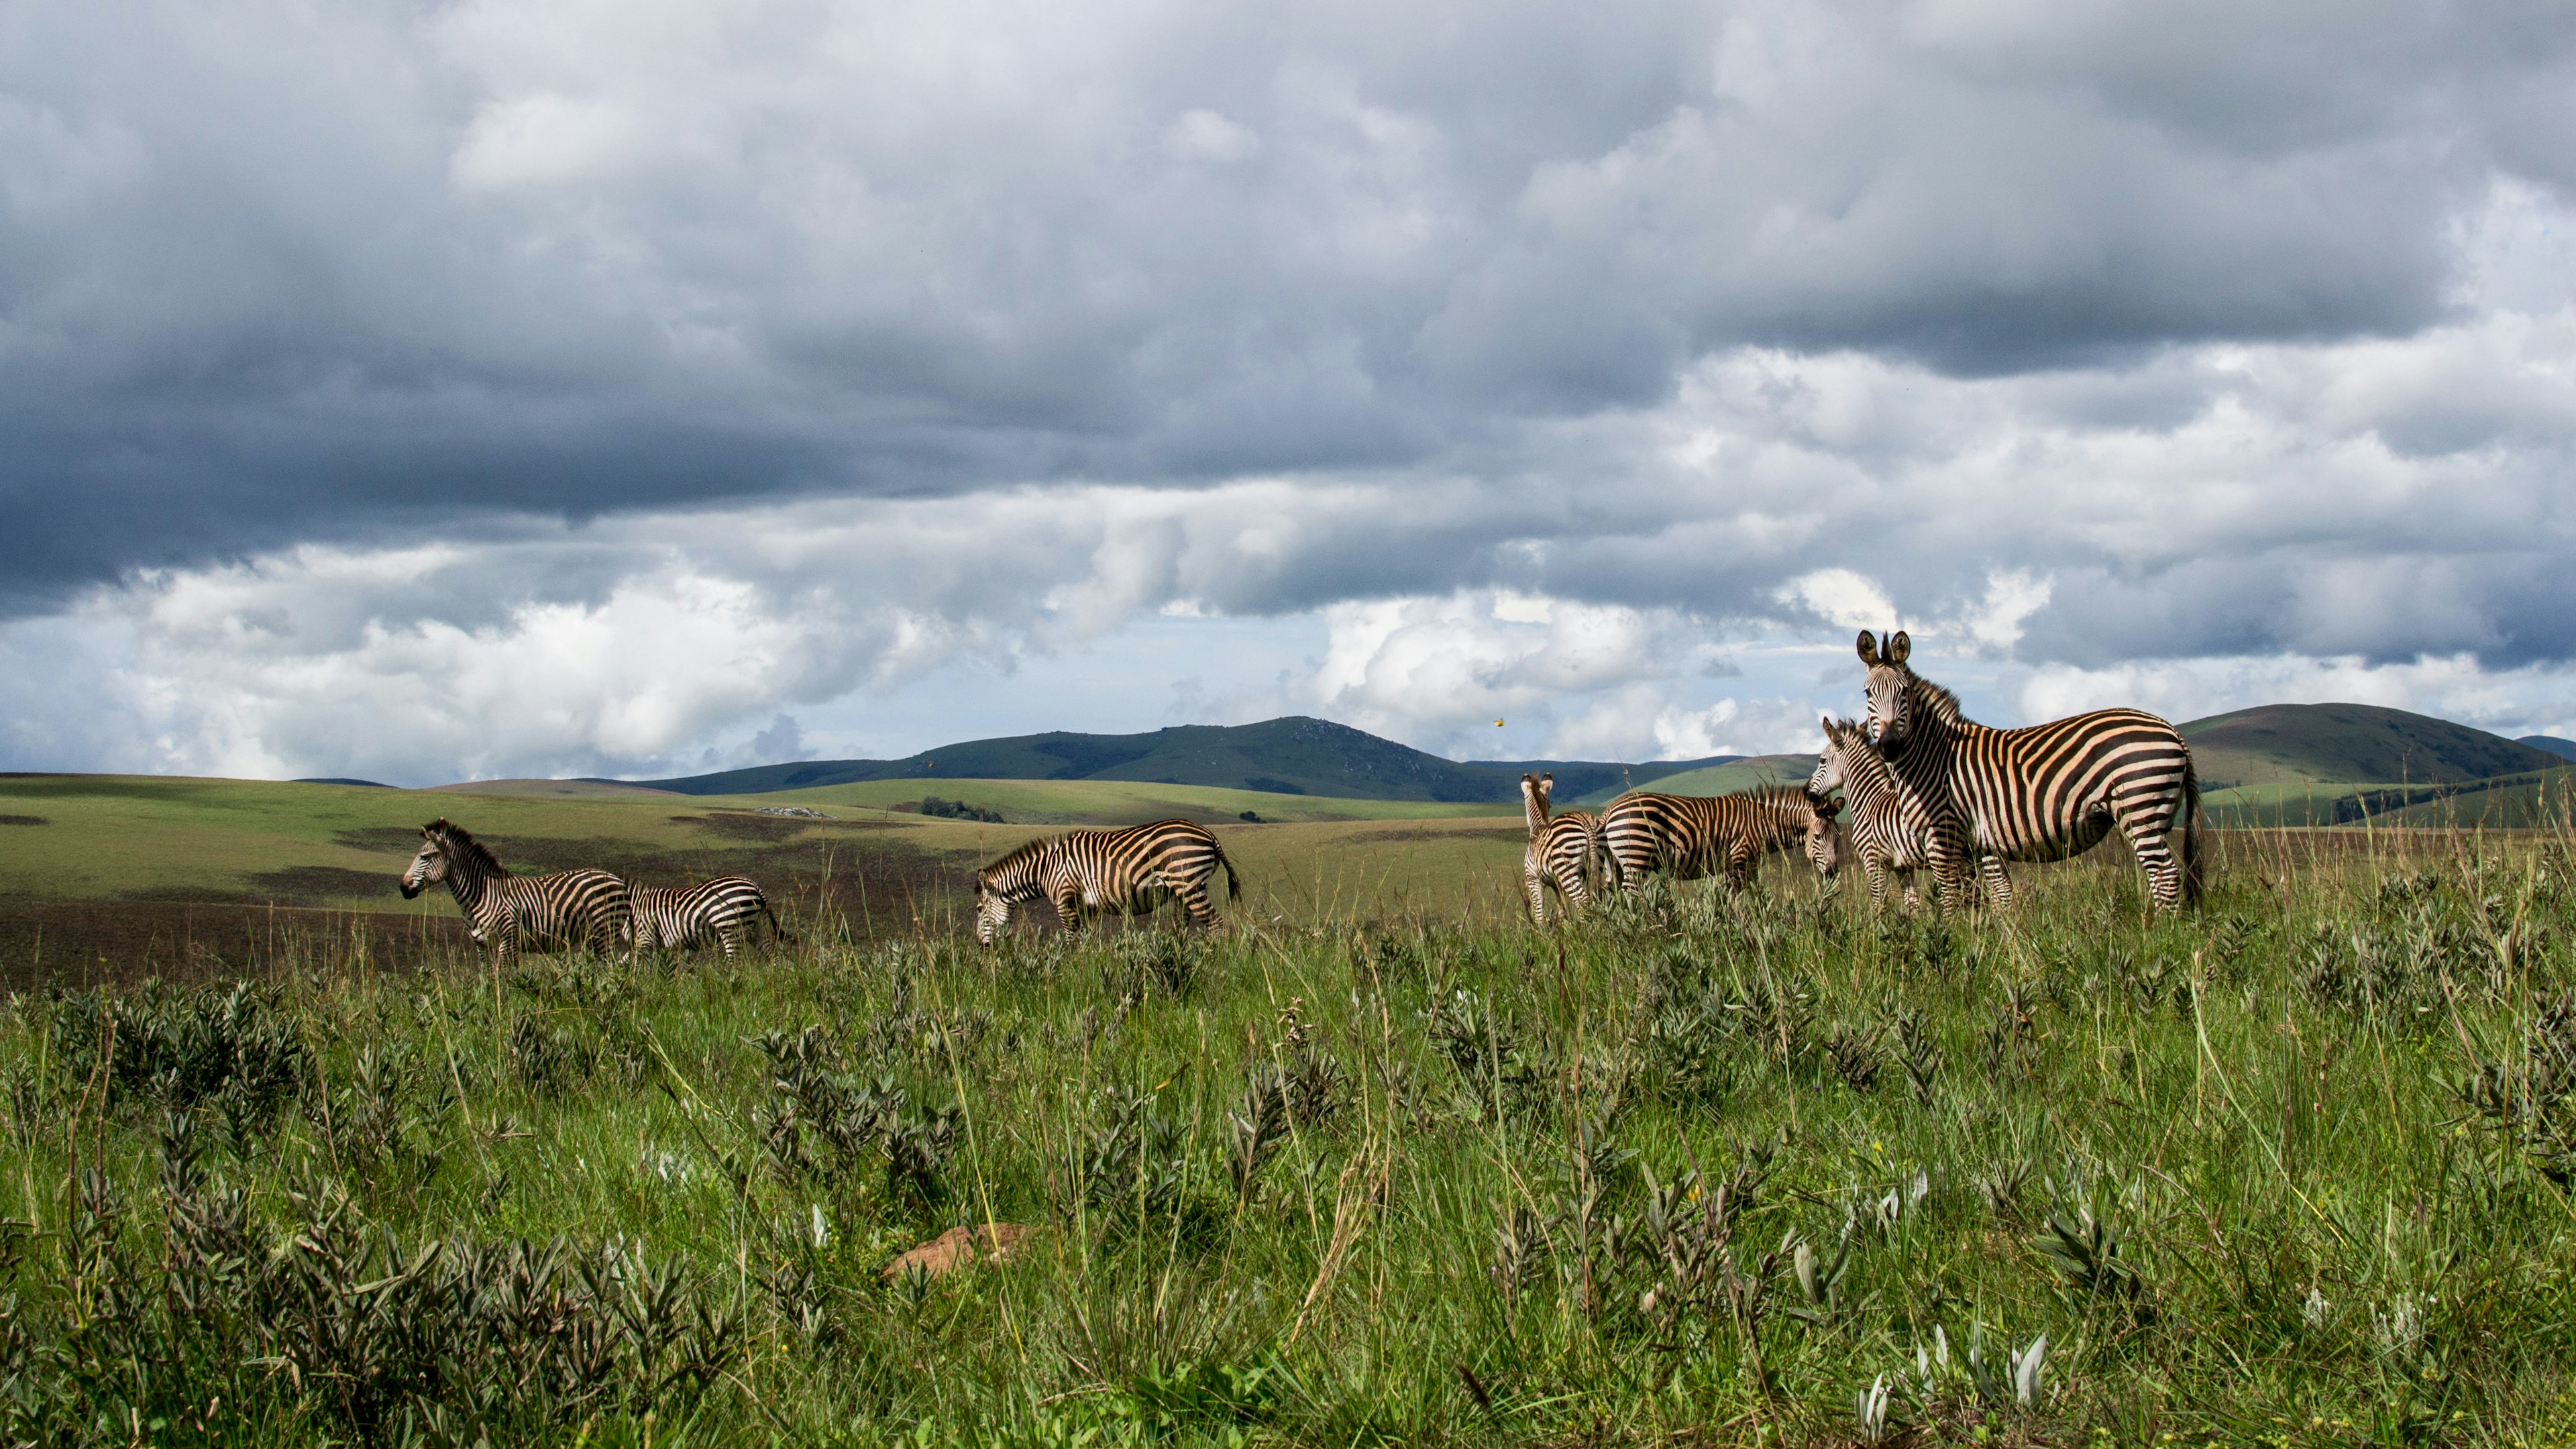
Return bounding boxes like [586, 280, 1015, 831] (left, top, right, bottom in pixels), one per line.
[977, 835, 1054, 884]
[1907, 672, 1971, 728]
[423, 818, 507, 878]
[1748, 784, 1825, 815]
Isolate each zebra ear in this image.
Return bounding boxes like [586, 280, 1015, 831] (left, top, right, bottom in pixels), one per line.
[1888, 630, 1911, 665]
[1856, 630, 1879, 664]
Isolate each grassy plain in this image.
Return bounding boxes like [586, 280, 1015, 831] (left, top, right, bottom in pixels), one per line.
[3, 780, 2576, 1444]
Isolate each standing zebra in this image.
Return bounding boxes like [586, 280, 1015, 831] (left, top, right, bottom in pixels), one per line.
[974, 819, 1240, 945]
[1601, 785, 1840, 896]
[629, 876, 792, 960]
[1807, 716, 1971, 912]
[1856, 630, 2200, 912]
[398, 818, 629, 967]
[1520, 772, 1615, 928]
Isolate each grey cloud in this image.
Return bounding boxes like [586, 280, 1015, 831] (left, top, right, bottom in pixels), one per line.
[5, 0, 2569, 612]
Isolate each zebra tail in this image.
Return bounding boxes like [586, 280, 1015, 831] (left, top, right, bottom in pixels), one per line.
[2180, 757, 2204, 907]
[761, 896, 796, 944]
[1218, 843, 1242, 903]
[1588, 818, 1620, 894]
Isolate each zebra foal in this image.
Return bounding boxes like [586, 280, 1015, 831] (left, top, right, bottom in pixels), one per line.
[399, 818, 629, 967]
[974, 818, 1241, 945]
[1856, 629, 2200, 912]
[1601, 785, 1840, 896]
[1520, 772, 1615, 928]
[1807, 715, 1970, 912]
[629, 876, 791, 960]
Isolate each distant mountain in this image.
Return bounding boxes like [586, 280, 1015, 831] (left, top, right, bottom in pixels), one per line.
[2181, 703, 2562, 787]
[2519, 735, 2576, 763]
[626, 716, 1736, 803]
[293, 777, 392, 788]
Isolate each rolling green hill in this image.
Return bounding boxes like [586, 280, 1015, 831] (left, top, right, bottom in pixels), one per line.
[619, 716, 1731, 804]
[1568, 754, 1821, 806]
[2180, 702, 2559, 788]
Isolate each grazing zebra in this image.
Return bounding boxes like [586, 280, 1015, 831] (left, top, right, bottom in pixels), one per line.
[1600, 785, 1840, 895]
[1807, 716, 1972, 912]
[1856, 630, 2201, 912]
[1520, 772, 1616, 928]
[974, 819, 1240, 945]
[628, 876, 791, 960]
[398, 818, 629, 967]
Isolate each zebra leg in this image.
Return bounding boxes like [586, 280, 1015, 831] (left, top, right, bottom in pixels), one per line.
[1524, 864, 1550, 928]
[1171, 880, 1220, 929]
[1979, 856, 2015, 911]
[2118, 806, 2186, 912]
[1862, 857, 1888, 910]
[716, 923, 743, 959]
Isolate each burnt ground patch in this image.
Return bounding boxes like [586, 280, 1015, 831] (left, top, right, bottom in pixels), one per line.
[0, 816, 46, 826]
[1339, 824, 1525, 845]
[1, 827, 978, 987]
[245, 866, 406, 905]
[665, 812, 904, 843]
[0, 898, 476, 987]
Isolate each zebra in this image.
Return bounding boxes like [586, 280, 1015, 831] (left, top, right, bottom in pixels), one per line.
[628, 876, 792, 960]
[1807, 715, 1972, 912]
[1600, 785, 1840, 896]
[398, 818, 629, 967]
[1856, 629, 2201, 912]
[974, 819, 1241, 945]
[1520, 772, 1616, 927]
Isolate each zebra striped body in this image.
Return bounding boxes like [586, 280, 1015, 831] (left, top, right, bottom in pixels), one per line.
[629, 876, 789, 959]
[1807, 716, 1969, 912]
[399, 818, 629, 966]
[1857, 630, 2201, 912]
[974, 819, 1240, 944]
[1520, 773, 1615, 928]
[1601, 785, 1840, 894]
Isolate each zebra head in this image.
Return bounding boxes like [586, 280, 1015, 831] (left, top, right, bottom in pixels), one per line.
[1520, 772, 1554, 835]
[1806, 715, 1853, 802]
[1803, 792, 1842, 881]
[973, 871, 1012, 945]
[400, 824, 449, 899]
[1856, 629, 1915, 751]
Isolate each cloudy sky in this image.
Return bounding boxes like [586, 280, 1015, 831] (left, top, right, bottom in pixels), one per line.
[4, 0, 2574, 785]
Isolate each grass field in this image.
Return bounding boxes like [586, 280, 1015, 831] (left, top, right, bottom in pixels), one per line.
[6, 769, 2576, 1443]
[0, 774, 1527, 983]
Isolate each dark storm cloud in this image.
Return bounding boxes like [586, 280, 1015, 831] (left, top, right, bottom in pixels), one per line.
[3, 0, 2568, 614]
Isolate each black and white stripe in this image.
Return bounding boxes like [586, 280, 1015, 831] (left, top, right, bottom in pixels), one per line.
[973, 818, 1241, 943]
[1807, 715, 1972, 912]
[629, 876, 790, 959]
[1857, 629, 2201, 912]
[399, 818, 630, 966]
[1600, 784, 1840, 894]
[1520, 772, 1615, 927]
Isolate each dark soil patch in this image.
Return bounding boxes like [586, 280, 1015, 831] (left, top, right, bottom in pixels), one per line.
[1340, 824, 1524, 845]
[244, 866, 405, 905]
[337, 826, 430, 853]
[0, 816, 48, 826]
[669, 812, 906, 842]
[0, 897, 475, 987]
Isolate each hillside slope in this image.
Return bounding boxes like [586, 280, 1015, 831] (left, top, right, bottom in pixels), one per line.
[628, 717, 1731, 804]
[2180, 703, 2559, 788]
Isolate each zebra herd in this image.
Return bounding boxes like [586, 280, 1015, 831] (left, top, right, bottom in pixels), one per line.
[1523, 630, 2200, 925]
[399, 818, 790, 967]
[400, 631, 2200, 955]
[964, 631, 2199, 941]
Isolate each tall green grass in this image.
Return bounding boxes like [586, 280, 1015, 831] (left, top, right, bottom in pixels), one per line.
[5, 829, 2576, 1445]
